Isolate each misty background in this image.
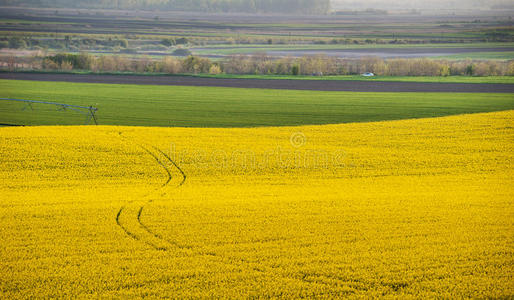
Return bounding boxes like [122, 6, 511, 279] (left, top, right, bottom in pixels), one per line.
[0, 0, 513, 14]
[332, 0, 514, 10]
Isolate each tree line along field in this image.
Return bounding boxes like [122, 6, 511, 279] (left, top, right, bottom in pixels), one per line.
[5, 52, 514, 77]
[0, 110, 512, 297]
[1, 79, 514, 127]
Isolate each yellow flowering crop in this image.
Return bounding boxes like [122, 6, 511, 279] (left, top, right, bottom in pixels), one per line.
[0, 111, 512, 298]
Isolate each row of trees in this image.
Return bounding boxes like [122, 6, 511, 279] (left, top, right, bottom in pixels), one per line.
[3, 53, 514, 77]
[1, 0, 330, 14]
[37, 53, 218, 74]
[223, 55, 514, 76]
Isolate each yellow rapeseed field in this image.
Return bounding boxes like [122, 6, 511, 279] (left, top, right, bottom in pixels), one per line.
[0, 111, 513, 298]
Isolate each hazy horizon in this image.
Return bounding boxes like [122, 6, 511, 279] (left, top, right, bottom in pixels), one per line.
[332, 0, 514, 10]
[1, 0, 513, 13]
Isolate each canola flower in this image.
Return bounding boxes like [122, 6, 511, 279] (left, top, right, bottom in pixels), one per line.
[0, 111, 513, 298]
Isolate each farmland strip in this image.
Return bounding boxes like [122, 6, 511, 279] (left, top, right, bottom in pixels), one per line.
[1, 72, 513, 93]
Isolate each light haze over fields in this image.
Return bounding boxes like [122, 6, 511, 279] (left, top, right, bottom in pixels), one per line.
[1, 0, 513, 13]
[332, 0, 514, 10]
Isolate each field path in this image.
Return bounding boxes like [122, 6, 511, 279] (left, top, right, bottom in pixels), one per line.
[1, 72, 513, 93]
[114, 132, 298, 277]
[114, 132, 333, 281]
[116, 132, 188, 251]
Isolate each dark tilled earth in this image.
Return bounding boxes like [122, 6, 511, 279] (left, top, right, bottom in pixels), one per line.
[1, 72, 513, 93]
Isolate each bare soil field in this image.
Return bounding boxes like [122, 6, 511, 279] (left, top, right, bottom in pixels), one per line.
[1, 72, 513, 93]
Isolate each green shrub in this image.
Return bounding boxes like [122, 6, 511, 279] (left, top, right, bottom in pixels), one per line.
[46, 53, 93, 70]
[172, 48, 192, 56]
[9, 37, 27, 49]
[161, 38, 176, 47]
[291, 65, 299, 76]
[466, 64, 476, 76]
[175, 37, 188, 45]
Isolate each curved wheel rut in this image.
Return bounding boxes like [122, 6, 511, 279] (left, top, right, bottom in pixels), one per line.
[113, 132, 339, 285]
[116, 132, 187, 251]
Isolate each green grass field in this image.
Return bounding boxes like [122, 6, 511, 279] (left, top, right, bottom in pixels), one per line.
[194, 42, 514, 50]
[1, 79, 513, 127]
[190, 43, 514, 56]
[434, 51, 514, 60]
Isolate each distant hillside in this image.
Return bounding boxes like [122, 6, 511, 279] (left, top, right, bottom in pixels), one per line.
[0, 0, 331, 14]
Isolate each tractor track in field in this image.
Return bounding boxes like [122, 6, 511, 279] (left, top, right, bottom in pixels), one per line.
[135, 145, 191, 250]
[114, 133, 343, 286]
[116, 132, 188, 251]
